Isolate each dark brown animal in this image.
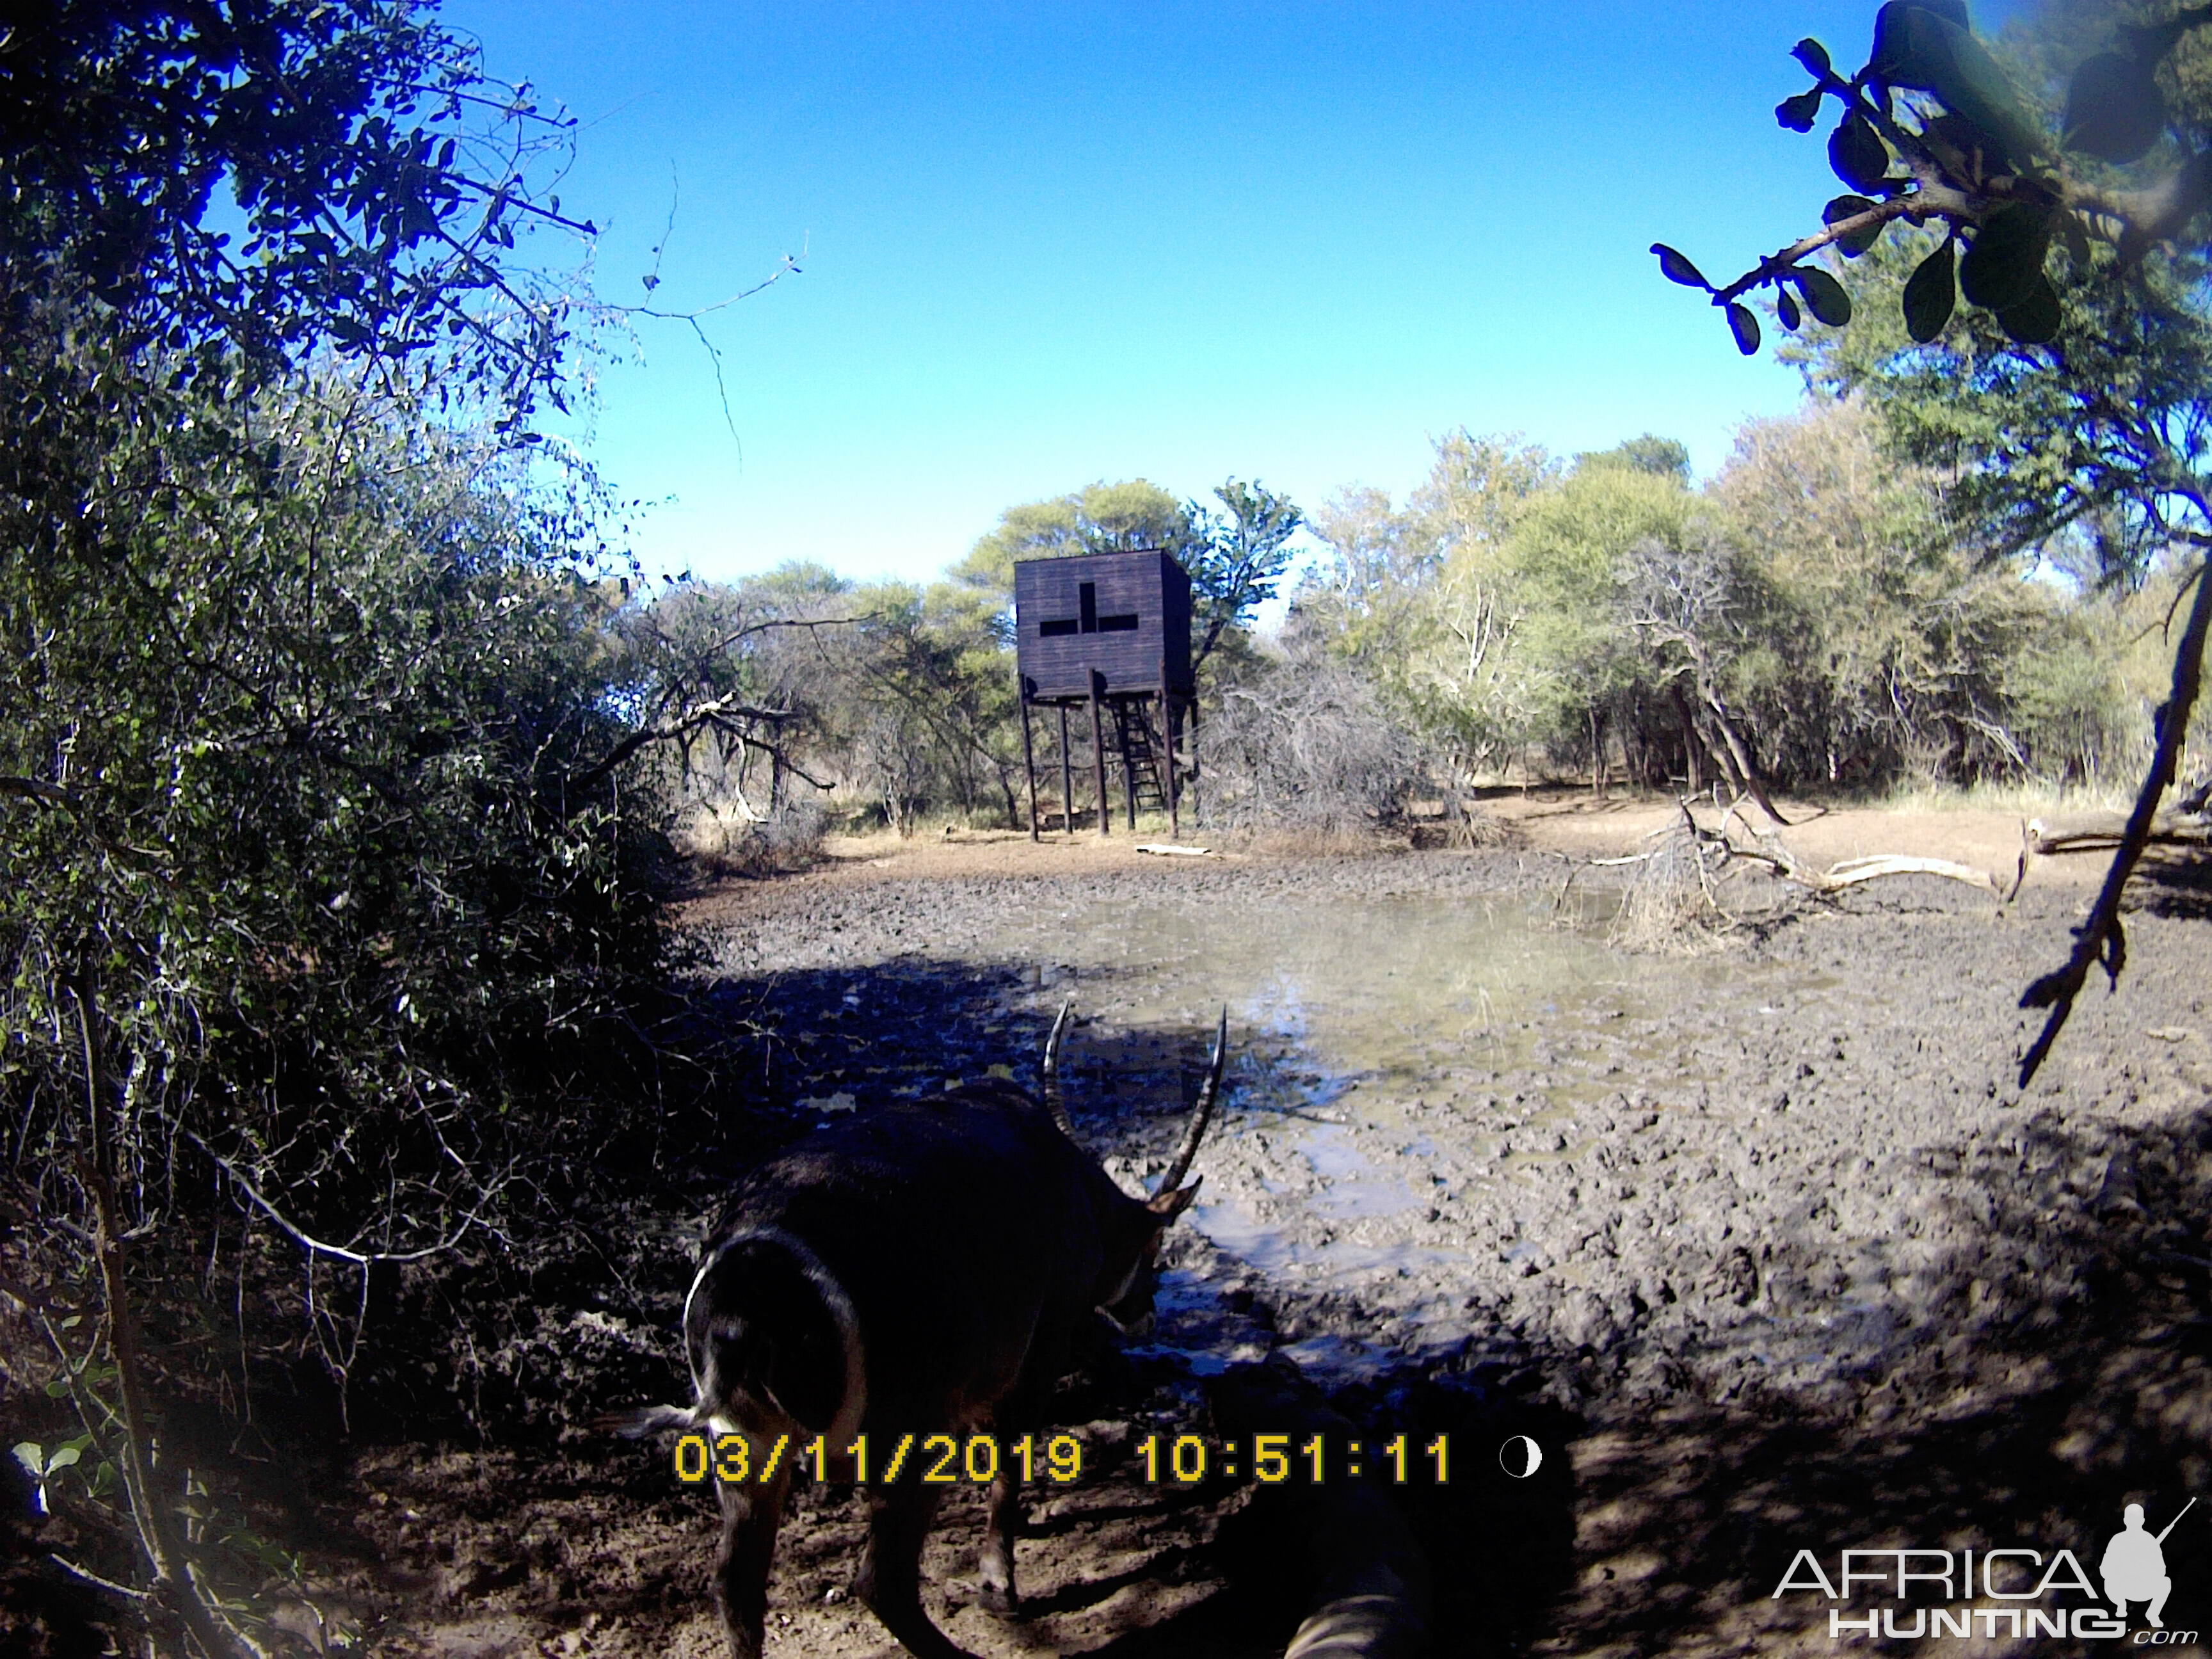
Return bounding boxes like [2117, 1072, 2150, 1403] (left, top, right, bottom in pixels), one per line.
[607, 1004, 1227, 1659]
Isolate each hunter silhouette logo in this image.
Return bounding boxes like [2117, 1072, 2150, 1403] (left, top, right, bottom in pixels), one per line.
[2105, 1499, 2195, 1630]
[1771, 1495, 2200, 1642]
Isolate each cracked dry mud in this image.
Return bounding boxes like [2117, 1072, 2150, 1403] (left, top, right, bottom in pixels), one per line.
[360, 818, 2212, 1658]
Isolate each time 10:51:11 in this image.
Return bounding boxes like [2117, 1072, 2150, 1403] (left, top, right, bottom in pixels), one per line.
[1136, 1433, 1451, 1484]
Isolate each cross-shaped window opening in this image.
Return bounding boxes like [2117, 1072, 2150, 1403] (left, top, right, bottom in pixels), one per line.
[1038, 580, 1138, 637]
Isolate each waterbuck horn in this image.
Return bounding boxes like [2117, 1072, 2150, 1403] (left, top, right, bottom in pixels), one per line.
[1155, 1006, 1228, 1198]
[1040, 998, 1078, 1137]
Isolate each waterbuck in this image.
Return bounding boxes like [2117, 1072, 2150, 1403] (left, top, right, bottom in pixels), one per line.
[606, 1004, 1228, 1659]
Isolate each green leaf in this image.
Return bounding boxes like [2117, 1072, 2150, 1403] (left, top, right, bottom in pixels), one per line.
[45, 1446, 80, 1473]
[1925, 110, 2018, 172]
[11, 1442, 44, 1477]
[1726, 302, 1761, 355]
[1823, 195, 1884, 257]
[1829, 113, 1891, 194]
[1871, 4, 2045, 165]
[1996, 272, 2062, 344]
[1870, 1, 1971, 81]
[1776, 287, 1802, 332]
[2055, 210, 2092, 269]
[1796, 267, 1854, 326]
[1777, 90, 1825, 133]
[1902, 238, 1957, 342]
[2064, 52, 2167, 164]
[1651, 243, 1711, 289]
[1959, 204, 2050, 312]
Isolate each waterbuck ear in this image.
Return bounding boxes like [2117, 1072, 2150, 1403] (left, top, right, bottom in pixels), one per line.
[1146, 1176, 1201, 1219]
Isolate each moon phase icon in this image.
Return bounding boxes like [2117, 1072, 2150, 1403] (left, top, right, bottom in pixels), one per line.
[1498, 1436, 1543, 1479]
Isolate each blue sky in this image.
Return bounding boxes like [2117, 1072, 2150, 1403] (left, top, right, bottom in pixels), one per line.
[444, 1, 2017, 588]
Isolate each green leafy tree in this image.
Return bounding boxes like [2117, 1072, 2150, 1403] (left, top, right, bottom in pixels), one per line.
[1301, 435, 1555, 767]
[1, 0, 593, 415]
[1406, 438, 1559, 773]
[1503, 453, 1696, 794]
[1183, 479, 1305, 674]
[1666, 0, 2212, 1081]
[954, 479, 1194, 597]
[1, 361, 663, 1653]
[1706, 398, 2070, 789]
[0, 4, 655, 1644]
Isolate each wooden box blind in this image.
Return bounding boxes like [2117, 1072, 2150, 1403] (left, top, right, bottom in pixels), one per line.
[1013, 549, 1193, 701]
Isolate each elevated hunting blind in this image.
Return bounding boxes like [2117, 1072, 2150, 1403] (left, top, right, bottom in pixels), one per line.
[1013, 549, 1196, 840]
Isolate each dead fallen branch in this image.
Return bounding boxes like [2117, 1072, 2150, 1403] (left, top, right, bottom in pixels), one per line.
[1591, 801, 2012, 953]
[1796, 853, 2005, 895]
[2023, 810, 2212, 857]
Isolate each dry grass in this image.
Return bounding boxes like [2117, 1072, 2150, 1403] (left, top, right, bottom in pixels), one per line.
[1210, 822, 1408, 858]
[1873, 776, 2140, 817]
[673, 799, 828, 878]
[1604, 828, 1738, 955]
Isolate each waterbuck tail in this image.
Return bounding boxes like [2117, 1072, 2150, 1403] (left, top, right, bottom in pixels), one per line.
[1155, 1006, 1228, 1198]
[1041, 998, 1078, 1137]
[687, 1228, 869, 1446]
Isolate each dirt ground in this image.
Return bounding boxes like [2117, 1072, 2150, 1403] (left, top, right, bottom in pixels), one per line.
[29, 791, 2210, 1658]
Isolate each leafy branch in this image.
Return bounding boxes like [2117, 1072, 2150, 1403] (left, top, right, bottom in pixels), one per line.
[1655, 1, 2212, 355]
[1666, 1, 2212, 1086]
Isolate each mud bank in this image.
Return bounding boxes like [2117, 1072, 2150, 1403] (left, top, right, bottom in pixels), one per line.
[679, 841, 2212, 1655]
[297, 830, 2212, 1659]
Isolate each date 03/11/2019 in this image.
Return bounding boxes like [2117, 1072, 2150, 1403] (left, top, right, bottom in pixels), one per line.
[671, 1431, 1456, 1488]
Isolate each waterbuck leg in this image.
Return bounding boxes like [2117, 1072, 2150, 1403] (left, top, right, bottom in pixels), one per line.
[975, 1388, 1052, 1615]
[977, 1460, 1023, 1615]
[713, 1458, 793, 1659]
[857, 1480, 977, 1659]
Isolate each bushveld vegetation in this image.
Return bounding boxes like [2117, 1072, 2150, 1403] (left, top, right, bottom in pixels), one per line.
[675, 401, 2199, 849]
[6, 0, 2212, 1651]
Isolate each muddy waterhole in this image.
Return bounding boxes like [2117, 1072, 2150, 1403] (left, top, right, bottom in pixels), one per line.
[199, 844, 2212, 1658]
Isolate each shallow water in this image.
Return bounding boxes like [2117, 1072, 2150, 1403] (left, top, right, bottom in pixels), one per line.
[979, 890, 1694, 1070]
[950, 890, 1786, 1361]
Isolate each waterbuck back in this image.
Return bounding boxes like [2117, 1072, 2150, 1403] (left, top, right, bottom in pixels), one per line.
[609, 1007, 1226, 1659]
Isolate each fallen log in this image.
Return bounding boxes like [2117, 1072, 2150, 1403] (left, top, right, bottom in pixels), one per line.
[2024, 809, 2212, 856]
[1588, 803, 2014, 918]
[1808, 853, 2005, 895]
[1731, 822, 2005, 898]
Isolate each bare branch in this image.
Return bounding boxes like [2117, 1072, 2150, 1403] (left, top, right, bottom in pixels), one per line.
[0, 775, 82, 812]
[49, 1553, 152, 1601]
[2020, 550, 2212, 1084]
[1709, 196, 1946, 305]
[186, 1131, 487, 1265]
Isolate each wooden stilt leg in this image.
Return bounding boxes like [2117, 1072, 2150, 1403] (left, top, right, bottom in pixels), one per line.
[1019, 689, 1039, 843]
[1089, 674, 1109, 840]
[1059, 705, 1073, 837]
[1160, 679, 1180, 840]
[1188, 697, 1201, 825]
[1118, 701, 1138, 830]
